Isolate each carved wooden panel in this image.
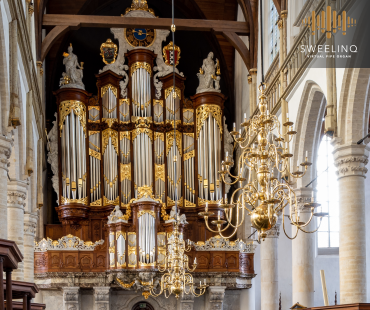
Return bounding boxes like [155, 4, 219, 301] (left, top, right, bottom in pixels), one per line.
[239, 252, 254, 274]
[211, 252, 225, 269]
[226, 253, 238, 270]
[34, 252, 48, 274]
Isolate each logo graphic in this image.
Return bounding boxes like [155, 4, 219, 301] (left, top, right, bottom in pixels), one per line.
[302, 7, 356, 38]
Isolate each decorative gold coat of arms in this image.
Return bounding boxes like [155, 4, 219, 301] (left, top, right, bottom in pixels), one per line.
[100, 39, 118, 64]
[163, 41, 181, 67]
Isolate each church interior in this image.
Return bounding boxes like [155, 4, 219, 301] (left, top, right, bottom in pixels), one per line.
[0, 0, 369, 309]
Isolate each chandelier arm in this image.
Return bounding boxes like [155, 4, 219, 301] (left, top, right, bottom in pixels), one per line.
[292, 209, 314, 228]
[217, 225, 239, 239]
[204, 216, 229, 233]
[224, 201, 247, 229]
[221, 173, 240, 185]
[298, 216, 323, 233]
[282, 209, 300, 240]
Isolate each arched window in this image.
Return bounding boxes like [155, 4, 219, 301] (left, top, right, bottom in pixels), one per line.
[269, 0, 280, 64]
[316, 134, 339, 253]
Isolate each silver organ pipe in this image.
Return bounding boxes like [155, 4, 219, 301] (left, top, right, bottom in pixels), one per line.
[196, 105, 223, 202]
[120, 132, 131, 204]
[138, 212, 156, 265]
[59, 100, 87, 203]
[89, 131, 101, 205]
[183, 133, 195, 204]
[116, 232, 126, 268]
[131, 63, 152, 117]
[154, 133, 165, 202]
[103, 129, 119, 203]
[102, 86, 117, 120]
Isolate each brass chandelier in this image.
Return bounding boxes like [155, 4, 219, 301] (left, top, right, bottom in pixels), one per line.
[149, 222, 207, 299]
[199, 84, 327, 241]
[148, 0, 207, 299]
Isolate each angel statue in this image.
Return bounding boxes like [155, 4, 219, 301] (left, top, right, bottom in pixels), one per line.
[60, 43, 85, 90]
[167, 205, 188, 224]
[107, 205, 125, 224]
[196, 51, 221, 94]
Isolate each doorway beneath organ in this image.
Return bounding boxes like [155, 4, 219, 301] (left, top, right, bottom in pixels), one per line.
[132, 302, 155, 310]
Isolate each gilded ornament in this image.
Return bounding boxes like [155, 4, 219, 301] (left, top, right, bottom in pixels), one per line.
[89, 130, 100, 137]
[125, 27, 156, 47]
[167, 196, 183, 207]
[132, 128, 153, 142]
[60, 196, 88, 205]
[120, 203, 132, 220]
[131, 116, 152, 128]
[161, 203, 170, 221]
[153, 99, 163, 107]
[166, 131, 182, 156]
[130, 62, 152, 76]
[165, 86, 181, 99]
[184, 150, 195, 161]
[139, 261, 156, 267]
[163, 41, 181, 67]
[121, 163, 131, 181]
[119, 98, 130, 106]
[198, 197, 222, 205]
[101, 84, 118, 98]
[185, 199, 196, 208]
[103, 196, 119, 206]
[89, 148, 101, 160]
[124, 0, 155, 15]
[116, 231, 126, 240]
[102, 128, 119, 154]
[138, 210, 156, 218]
[90, 199, 102, 207]
[120, 131, 131, 140]
[154, 132, 164, 141]
[196, 104, 223, 139]
[100, 39, 118, 65]
[137, 185, 154, 199]
[102, 118, 117, 128]
[142, 291, 151, 299]
[59, 100, 87, 134]
[116, 278, 135, 288]
[155, 164, 165, 182]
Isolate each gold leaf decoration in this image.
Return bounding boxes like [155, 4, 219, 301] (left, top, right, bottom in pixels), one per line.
[130, 62, 152, 76]
[101, 84, 118, 98]
[121, 163, 131, 181]
[59, 100, 86, 134]
[196, 104, 223, 139]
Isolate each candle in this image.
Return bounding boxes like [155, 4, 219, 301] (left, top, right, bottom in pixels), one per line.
[225, 194, 227, 203]
[218, 211, 221, 219]
[286, 113, 289, 119]
[205, 202, 208, 212]
[200, 281, 202, 286]
[233, 122, 236, 130]
[267, 110, 270, 116]
[244, 113, 247, 119]
[306, 150, 308, 158]
[297, 160, 299, 167]
[239, 129, 242, 135]
[226, 151, 228, 158]
[204, 279, 206, 285]
[194, 257, 197, 264]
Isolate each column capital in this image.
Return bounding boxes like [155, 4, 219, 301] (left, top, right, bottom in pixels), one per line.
[333, 144, 369, 179]
[294, 187, 314, 213]
[265, 219, 281, 238]
[0, 136, 12, 172]
[93, 286, 110, 310]
[63, 286, 80, 310]
[7, 189, 27, 209]
[180, 293, 194, 310]
[24, 212, 38, 237]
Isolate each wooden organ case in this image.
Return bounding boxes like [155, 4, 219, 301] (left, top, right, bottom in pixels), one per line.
[42, 3, 255, 277]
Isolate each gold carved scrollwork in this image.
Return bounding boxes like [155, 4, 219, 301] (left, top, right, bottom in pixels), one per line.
[165, 86, 181, 99]
[161, 203, 170, 220]
[102, 128, 119, 154]
[198, 197, 222, 205]
[89, 148, 101, 160]
[167, 196, 183, 207]
[103, 196, 119, 206]
[184, 150, 195, 161]
[137, 210, 156, 218]
[101, 84, 118, 98]
[116, 231, 126, 240]
[119, 98, 130, 106]
[132, 128, 153, 142]
[137, 185, 154, 199]
[60, 196, 88, 205]
[90, 199, 102, 207]
[130, 62, 152, 76]
[155, 164, 165, 182]
[153, 99, 163, 107]
[185, 200, 196, 208]
[121, 163, 131, 181]
[166, 131, 182, 156]
[131, 116, 152, 128]
[121, 203, 131, 220]
[89, 131, 100, 136]
[102, 118, 118, 128]
[59, 100, 87, 134]
[196, 104, 223, 139]
[120, 131, 131, 141]
[116, 278, 135, 288]
[154, 132, 164, 142]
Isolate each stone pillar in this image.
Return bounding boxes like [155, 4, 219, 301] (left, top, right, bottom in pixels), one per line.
[0, 136, 12, 239]
[261, 223, 280, 310]
[7, 184, 27, 280]
[333, 144, 369, 304]
[292, 188, 315, 307]
[93, 287, 110, 310]
[23, 212, 38, 282]
[206, 286, 226, 310]
[63, 287, 80, 310]
[180, 294, 194, 310]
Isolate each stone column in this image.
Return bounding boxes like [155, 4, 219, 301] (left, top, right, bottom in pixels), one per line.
[0, 136, 12, 239]
[63, 287, 81, 310]
[7, 184, 27, 280]
[292, 188, 315, 307]
[261, 223, 280, 310]
[206, 286, 226, 310]
[23, 212, 38, 282]
[333, 144, 369, 304]
[93, 287, 110, 310]
[180, 294, 194, 310]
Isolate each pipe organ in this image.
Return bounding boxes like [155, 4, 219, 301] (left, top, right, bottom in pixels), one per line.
[53, 16, 228, 249]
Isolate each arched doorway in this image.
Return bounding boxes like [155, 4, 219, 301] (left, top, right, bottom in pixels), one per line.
[131, 301, 155, 310]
